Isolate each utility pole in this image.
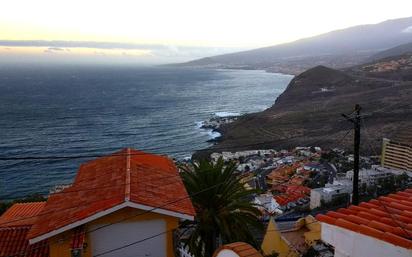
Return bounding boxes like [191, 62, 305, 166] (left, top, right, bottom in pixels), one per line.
[342, 104, 361, 205]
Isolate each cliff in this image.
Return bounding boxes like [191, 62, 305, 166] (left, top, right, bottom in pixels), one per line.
[194, 55, 412, 158]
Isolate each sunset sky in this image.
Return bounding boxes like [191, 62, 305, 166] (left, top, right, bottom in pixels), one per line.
[1, 0, 411, 63]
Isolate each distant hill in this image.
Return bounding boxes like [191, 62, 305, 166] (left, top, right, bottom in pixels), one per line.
[370, 41, 412, 60]
[194, 54, 412, 158]
[178, 16, 412, 75]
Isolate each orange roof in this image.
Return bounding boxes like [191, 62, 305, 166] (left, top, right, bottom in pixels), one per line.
[0, 202, 46, 227]
[274, 191, 307, 206]
[317, 189, 412, 249]
[27, 148, 195, 243]
[285, 185, 311, 195]
[267, 163, 302, 180]
[0, 202, 48, 257]
[212, 242, 263, 257]
[0, 226, 49, 257]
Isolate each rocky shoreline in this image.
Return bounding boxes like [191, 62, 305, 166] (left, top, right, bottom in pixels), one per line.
[197, 113, 239, 143]
[193, 54, 412, 160]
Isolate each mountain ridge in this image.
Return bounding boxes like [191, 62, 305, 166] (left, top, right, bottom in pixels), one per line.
[194, 54, 412, 159]
[178, 16, 412, 75]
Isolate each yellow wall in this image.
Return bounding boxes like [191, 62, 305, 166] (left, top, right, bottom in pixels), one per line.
[261, 218, 299, 257]
[261, 216, 320, 257]
[49, 207, 179, 257]
[295, 215, 321, 246]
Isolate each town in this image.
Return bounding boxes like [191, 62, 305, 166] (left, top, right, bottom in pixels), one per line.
[0, 131, 411, 257]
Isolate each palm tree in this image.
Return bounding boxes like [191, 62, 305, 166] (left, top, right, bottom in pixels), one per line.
[180, 158, 263, 257]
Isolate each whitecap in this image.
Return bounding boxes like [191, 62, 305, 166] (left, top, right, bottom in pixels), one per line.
[208, 130, 221, 139]
[214, 111, 240, 117]
[195, 121, 204, 128]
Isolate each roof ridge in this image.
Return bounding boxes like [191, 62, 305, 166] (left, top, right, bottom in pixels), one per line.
[125, 148, 131, 202]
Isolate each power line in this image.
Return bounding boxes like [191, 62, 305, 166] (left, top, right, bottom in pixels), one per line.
[0, 112, 355, 163]
[93, 227, 174, 257]
[6, 178, 231, 257]
[0, 174, 185, 227]
[0, 111, 380, 255]
[0, 140, 286, 161]
[359, 117, 412, 239]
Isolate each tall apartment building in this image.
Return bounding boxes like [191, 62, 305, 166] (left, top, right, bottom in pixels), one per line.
[381, 130, 412, 172]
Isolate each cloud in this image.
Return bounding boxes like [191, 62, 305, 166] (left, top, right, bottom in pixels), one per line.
[402, 25, 412, 33]
[0, 40, 168, 50]
[0, 40, 245, 63]
[44, 47, 70, 53]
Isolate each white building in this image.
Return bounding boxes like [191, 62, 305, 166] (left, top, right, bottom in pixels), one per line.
[253, 194, 282, 215]
[317, 189, 412, 257]
[346, 165, 406, 186]
[310, 184, 352, 209]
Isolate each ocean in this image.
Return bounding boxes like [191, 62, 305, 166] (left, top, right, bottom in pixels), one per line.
[0, 64, 293, 199]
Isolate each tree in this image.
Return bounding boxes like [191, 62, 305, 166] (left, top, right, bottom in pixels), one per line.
[180, 158, 263, 257]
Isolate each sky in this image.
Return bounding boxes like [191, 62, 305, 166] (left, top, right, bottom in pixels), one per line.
[1, 0, 412, 64]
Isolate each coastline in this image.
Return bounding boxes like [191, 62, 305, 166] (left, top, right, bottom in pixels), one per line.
[191, 69, 295, 160]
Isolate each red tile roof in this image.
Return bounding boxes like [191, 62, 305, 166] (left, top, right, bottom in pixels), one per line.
[212, 242, 263, 257]
[0, 203, 48, 257]
[0, 226, 49, 257]
[0, 202, 46, 227]
[28, 148, 195, 242]
[317, 189, 412, 249]
[273, 185, 310, 206]
[274, 191, 307, 206]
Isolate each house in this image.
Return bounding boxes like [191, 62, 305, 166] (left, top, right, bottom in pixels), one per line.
[261, 216, 321, 257]
[0, 148, 196, 257]
[273, 185, 311, 209]
[0, 202, 49, 257]
[346, 165, 409, 187]
[310, 184, 352, 209]
[253, 194, 282, 215]
[212, 242, 263, 257]
[316, 189, 412, 257]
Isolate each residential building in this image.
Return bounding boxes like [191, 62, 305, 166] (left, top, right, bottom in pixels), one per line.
[274, 185, 310, 210]
[381, 131, 412, 172]
[0, 148, 196, 257]
[317, 189, 412, 257]
[310, 184, 352, 209]
[253, 194, 282, 215]
[213, 242, 263, 257]
[261, 216, 321, 257]
[0, 202, 49, 257]
[346, 165, 406, 187]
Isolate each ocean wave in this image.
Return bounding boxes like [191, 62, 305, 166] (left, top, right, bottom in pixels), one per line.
[194, 121, 221, 139]
[214, 111, 240, 117]
[208, 130, 221, 139]
[195, 121, 204, 128]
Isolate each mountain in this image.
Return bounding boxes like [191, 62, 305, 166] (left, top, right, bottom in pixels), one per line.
[179, 16, 412, 75]
[370, 41, 412, 60]
[194, 54, 412, 158]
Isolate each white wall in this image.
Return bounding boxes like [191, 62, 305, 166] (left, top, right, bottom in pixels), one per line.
[321, 223, 411, 257]
[89, 219, 167, 257]
[215, 249, 240, 257]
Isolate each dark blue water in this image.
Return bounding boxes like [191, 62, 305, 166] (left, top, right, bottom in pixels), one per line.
[0, 64, 293, 199]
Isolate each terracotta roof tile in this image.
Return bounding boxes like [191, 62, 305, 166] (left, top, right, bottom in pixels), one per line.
[0, 202, 46, 227]
[28, 148, 195, 241]
[0, 226, 49, 257]
[316, 189, 412, 249]
[212, 242, 263, 257]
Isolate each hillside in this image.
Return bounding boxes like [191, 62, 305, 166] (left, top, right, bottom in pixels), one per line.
[370, 41, 412, 60]
[178, 16, 412, 75]
[194, 55, 412, 158]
